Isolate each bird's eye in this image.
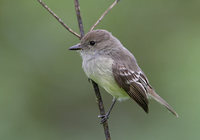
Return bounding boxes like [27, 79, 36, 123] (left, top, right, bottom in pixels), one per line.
[89, 41, 96, 46]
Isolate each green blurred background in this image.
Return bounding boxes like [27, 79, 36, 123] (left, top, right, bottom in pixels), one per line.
[0, 0, 200, 139]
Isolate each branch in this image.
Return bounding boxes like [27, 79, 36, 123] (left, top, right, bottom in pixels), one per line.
[92, 81, 111, 140]
[74, 0, 84, 38]
[37, 0, 81, 38]
[74, 1, 111, 140]
[90, 0, 120, 31]
[38, 0, 114, 139]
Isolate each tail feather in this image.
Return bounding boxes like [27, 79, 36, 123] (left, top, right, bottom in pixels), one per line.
[149, 89, 179, 117]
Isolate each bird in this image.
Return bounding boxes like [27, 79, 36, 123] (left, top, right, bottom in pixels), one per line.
[69, 29, 178, 123]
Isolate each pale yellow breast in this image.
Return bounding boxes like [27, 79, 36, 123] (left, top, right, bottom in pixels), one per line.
[82, 54, 129, 101]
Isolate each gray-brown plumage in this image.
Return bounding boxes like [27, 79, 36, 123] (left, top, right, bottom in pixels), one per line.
[113, 63, 149, 113]
[69, 29, 178, 117]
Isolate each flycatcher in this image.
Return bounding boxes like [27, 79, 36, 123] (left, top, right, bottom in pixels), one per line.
[69, 29, 178, 122]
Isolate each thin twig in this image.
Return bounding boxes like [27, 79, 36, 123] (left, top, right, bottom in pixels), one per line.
[74, 0, 111, 140]
[92, 81, 111, 140]
[74, 0, 84, 38]
[37, 0, 81, 38]
[90, 0, 120, 31]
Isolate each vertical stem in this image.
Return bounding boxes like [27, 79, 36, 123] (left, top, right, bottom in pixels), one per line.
[92, 81, 111, 140]
[74, 0, 111, 139]
[74, 0, 84, 38]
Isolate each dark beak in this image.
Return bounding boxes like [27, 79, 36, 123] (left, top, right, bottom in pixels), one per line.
[69, 43, 82, 50]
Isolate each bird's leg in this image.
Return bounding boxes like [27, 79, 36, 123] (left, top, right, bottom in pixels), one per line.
[98, 97, 117, 124]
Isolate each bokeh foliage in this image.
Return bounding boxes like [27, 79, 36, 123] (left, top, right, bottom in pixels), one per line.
[0, 0, 200, 140]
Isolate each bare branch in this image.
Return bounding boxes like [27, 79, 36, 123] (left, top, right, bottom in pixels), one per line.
[38, 0, 112, 139]
[74, 0, 84, 38]
[74, 0, 111, 139]
[90, 0, 120, 31]
[92, 81, 111, 140]
[37, 0, 81, 38]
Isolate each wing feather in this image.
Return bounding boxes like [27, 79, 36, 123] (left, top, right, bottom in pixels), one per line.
[112, 63, 149, 113]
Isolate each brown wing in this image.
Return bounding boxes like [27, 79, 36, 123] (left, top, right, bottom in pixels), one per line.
[112, 63, 149, 113]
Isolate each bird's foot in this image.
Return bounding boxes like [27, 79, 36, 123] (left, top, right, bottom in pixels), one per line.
[98, 113, 109, 124]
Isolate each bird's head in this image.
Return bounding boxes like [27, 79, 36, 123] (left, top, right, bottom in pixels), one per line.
[69, 30, 118, 54]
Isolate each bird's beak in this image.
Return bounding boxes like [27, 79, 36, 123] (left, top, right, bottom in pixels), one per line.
[69, 43, 82, 50]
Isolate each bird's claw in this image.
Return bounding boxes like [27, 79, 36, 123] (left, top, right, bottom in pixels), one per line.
[98, 114, 109, 124]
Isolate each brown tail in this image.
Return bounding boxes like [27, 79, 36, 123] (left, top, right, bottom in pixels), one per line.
[149, 89, 178, 117]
